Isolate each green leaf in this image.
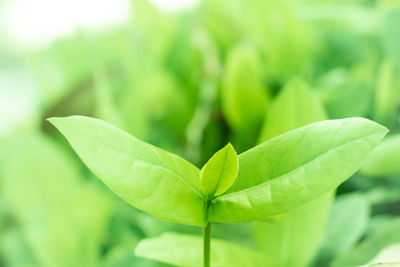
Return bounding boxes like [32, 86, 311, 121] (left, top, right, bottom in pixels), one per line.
[315, 67, 373, 119]
[105, 243, 166, 267]
[332, 219, 400, 267]
[221, 44, 269, 133]
[0, 134, 113, 267]
[93, 67, 125, 130]
[313, 193, 370, 265]
[383, 11, 400, 70]
[209, 118, 387, 223]
[135, 232, 275, 267]
[374, 59, 399, 127]
[255, 78, 332, 267]
[48, 115, 207, 226]
[200, 143, 238, 197]
[0, 229, 41, 267]
[254, 192, 333, 267]
[361, 134, 400, 176]
[259, 78, 327, 141]
[1, 134, 81, 221]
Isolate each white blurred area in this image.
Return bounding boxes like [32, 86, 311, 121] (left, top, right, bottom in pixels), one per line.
[0, 0, 199, 48]
[1, 0, 131, 48]
[0, 0, 199, 135]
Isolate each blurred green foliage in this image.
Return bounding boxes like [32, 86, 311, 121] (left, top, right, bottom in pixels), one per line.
[1, 0, 400, 266]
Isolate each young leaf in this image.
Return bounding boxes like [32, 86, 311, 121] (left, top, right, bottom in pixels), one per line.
[209, 118, 387, 223]
[48, 116, 207, 226]
[200, 143, 238, 197]
[361, 134, 400, 176]
[135, 232, 275, 267]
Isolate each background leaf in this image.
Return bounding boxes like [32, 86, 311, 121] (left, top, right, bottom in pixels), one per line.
[0, 134, 113, 267]
[361, 134, 400, 176]
[312, 193, 370, 266]
[221, 44, 269, 151]
[332, 219, 400, 267]
[135, 232, 274, 267]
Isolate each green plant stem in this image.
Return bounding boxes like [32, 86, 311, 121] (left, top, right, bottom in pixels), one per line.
[203, 222, 212, 267]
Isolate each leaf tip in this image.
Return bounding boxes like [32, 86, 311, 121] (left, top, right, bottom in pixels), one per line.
[47, 117, 63, 127]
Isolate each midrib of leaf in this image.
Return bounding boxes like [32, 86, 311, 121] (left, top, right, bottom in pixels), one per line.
[215, 131, 383, 200]
[67, 129, 205, 201]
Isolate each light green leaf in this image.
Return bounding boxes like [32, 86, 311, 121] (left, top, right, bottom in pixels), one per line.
[93, 67, 125, 130]
[200, 143, 238, 197]
[255, 78, 332, 267]
[374, 59, 399, 127]
[383, 11, 400, 70]
[105, 243, 165, 267]
[361, 134, 400, 176]
[332, 220, 400, 267]
[1, 134, 80, 221]
[221, 44, 269, 133]
[49, 115, 207, 226]
[254, 192, 333, 267]
[0, 134, 113, 267]
[135, 232, 274, 267]
[259, 78, 327, 141]
[0, 229, 41, 267]
[209, 118, 387, 223]
[313, 193, 370, 265]
[315, 67, 373, 119]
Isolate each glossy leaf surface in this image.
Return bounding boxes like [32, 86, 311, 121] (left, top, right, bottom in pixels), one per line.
[49, 116, 207, 226]
[209, 118, 387, 222]
[200, 143, 238, 197]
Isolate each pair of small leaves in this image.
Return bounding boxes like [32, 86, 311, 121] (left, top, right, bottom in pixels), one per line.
[49, 115, 387, 226]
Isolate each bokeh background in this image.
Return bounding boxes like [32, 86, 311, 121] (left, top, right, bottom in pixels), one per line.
[1, 0, 400, 266]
